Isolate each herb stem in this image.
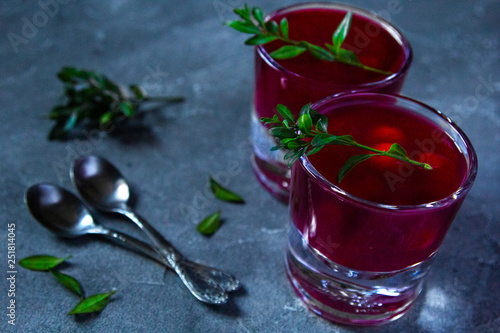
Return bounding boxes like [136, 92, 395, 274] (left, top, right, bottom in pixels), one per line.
[345, 141, 431, 169]
[274, 35, 392, 76]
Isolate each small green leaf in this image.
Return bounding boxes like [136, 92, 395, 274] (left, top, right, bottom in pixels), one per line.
[337, 48, 361, 65]
[269, 127, 297, 139]
[245, 34, 277, 45]
[19, 255, 71, 271]
[280, 18, 289, 38]
[284, 149, 305, 166]
[210, 178, 245, 203]
[270, 144, 283, 151]
[332, 11, 352, 53]
[387, 143, 408, 158]
[100, 112, 113, 126]
[286, 140, 307, 150]
[299, 103, 312, 116]
[57, 67, 85, 83]
[197, 211, 221, 235]
[63, 111, 79, 131]
[276, 104, 295, 124]
[316, 118, 328, 133]
[298, 114, 312, 134]
[302, 42, 335, 61]
[68, 291, 116, 315]
[227, 21, 261, 34]
[51, 270, 83, 297]
[269, 45, 307, 59]
[49, 106, 73, 120]
[306, 146, 324, 156]
[234, 8, 250, 21]
[333, 135, 355, 146]
[311, 133, 337, 147]
[260, 116, 281, 126]
[129, 84, 145, 100]
[48, 121, 67, 140]
[252, 7, 264, 26]
[265, 20, 279, 34]
[338, 154, 376, 183]
[260, 117, 273, 123]
[309, 107, 330, 131]
[119, 102, 134, 117]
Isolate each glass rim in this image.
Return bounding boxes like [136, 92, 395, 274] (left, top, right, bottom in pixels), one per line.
[300, 92, 478, 211]
[256, 1, 413, 90]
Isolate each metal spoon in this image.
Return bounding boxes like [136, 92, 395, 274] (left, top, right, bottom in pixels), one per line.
[71, 155, 239, 301]
[26, 183, 230, 304]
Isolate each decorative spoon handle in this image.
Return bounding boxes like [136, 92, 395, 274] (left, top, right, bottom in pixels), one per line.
[116, 207, 237, 304]
[92, 225, 239, 293]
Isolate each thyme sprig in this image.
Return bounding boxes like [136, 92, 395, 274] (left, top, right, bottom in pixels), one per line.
[48, 67, 185, 140]
[261, 104, 432, 183]
[227, 4, 392, 76]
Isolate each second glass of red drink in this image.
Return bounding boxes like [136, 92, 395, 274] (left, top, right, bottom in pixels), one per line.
[251, 2, 413, 201]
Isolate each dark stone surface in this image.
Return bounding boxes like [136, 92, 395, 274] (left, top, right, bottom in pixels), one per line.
[0, 0, 499, 332]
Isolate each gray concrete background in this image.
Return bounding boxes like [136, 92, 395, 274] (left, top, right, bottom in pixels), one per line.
[0, 0, 499, 332]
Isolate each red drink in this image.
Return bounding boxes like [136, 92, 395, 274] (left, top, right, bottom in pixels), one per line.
[252, 3, 412, 201]
[255, 6, 410, 119]
[286, 93, 477, 325]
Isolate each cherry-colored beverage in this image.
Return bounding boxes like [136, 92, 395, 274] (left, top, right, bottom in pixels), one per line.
[252, 3, 412, 201]
[286, 93, 477, 325]
[255, 6, 410, 119]
[293, 98, 467, 271]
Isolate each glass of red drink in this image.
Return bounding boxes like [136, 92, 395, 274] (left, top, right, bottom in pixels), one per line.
[286, 93, 478, 325]
[252, 2, 413, 202]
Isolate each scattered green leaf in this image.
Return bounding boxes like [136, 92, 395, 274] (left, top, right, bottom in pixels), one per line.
[210, 178, 245, 203]
[19, 255, 71, 271]
[51, 270, 84, 297]
[197, 211, 221, 235]
[68, 291, 116, 315]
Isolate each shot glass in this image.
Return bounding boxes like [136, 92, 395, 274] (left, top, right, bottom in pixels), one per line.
[251, 2, 413, 202]
[285, 93, 478, 325]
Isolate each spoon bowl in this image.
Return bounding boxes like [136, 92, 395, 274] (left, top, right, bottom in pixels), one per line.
[71, 155, 130, 211]
[26, 183, 99, 238]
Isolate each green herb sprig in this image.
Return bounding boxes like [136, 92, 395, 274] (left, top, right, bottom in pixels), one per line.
[19, 255, 116, 315]
[227, 4, 392, 76]
[48, 67, 185, 140]
[261, 104, 432, 183]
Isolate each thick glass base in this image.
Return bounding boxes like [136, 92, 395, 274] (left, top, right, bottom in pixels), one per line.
[251, 105, 290, 203]
[285, 223, 433, 326]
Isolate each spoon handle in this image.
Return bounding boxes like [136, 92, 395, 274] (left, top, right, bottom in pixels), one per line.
[93, 226, 172, 266]
[90, 226, 239, 293]
[117, 208, 232, 304]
